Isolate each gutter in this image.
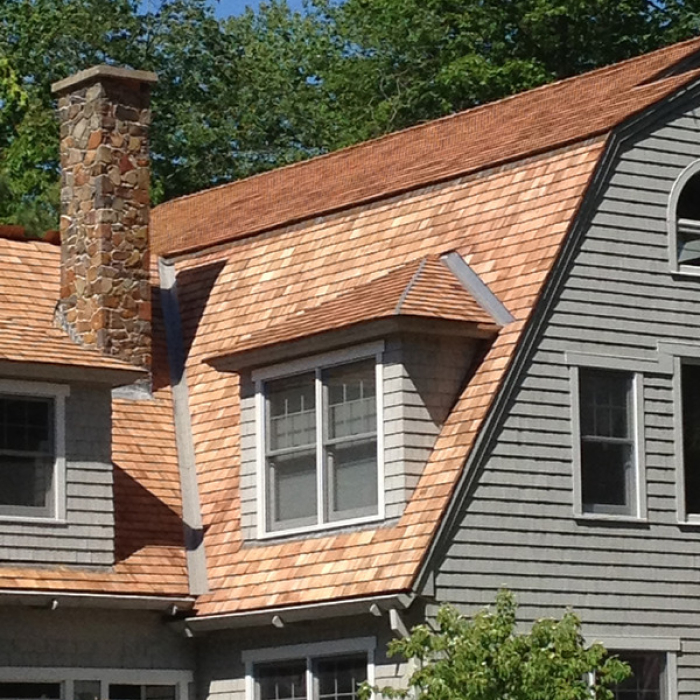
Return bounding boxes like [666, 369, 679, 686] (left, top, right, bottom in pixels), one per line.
[185, 592, 416, 633]
[0, 589, 195, 612]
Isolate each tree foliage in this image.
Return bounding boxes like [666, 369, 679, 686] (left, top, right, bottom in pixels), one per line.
[1, 0, 700, 233]
[369, 590, 630, 700]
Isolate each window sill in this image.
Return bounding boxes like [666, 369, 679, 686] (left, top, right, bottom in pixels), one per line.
[0, 514, 67, 526]
[671, 267, 700, 279]
[575, 513, 648, 526]
[258, 512, 385, 540]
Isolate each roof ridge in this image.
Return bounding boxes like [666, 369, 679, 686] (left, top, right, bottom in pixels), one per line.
[154, 37, 700, 215]
[393, 257, 428, 316]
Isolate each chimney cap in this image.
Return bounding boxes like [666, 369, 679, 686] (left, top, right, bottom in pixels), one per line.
[51, 64, 157, 95]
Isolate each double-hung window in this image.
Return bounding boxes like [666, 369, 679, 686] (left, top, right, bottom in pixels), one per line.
[257, 347, 382, 535]
[245, 638, 374, 700]
[0, 381, 67, 520]
[574, 367, 642, 518]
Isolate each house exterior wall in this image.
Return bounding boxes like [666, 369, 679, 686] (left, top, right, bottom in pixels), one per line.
[428, 93, 700, 696]
[195, 614, 414, 700]
[0, 383, 114, 565]
[0, 607, 192, 669]
[237, 335, 476, 540]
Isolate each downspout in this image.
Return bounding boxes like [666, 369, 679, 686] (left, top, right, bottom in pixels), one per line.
[159, 258, 209, 595]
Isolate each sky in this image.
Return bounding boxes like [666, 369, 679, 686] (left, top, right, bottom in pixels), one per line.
[209, 0, 306, 15]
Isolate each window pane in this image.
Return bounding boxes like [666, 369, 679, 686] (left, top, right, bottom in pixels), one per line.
[74, 682, 100, 700]
[109, 687, 141, 700]
[682, 363, 700, 515]
[269, 451, 317, 528]
[257, 662, 307, 700]
[267, 374, 316, 451]
[580, 371, 631, 439]
[0, 455, 53, 508]
[612, 652, 664, 700]
[316, 655, 367, 700]
[0, 396, 52, 453]
[0, 685, 61, 700]
[325, 361, 376, 440]
[145, 687, 176, 700]
[327, 441, 377, 518]
[581, 441, 632, 512]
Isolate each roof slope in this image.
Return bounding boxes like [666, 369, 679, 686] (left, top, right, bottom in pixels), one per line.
[0, 238, 188, 598]
[152, 37, 700, 258]
[210, 255, 498, 362]
[0, 237, 142, 376]
[171, 138, 605, 616]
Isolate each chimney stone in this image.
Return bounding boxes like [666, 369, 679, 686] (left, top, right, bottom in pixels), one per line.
[52, 65, 158, 369]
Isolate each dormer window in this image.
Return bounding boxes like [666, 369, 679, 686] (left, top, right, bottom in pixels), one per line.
[254, 345, 383, 536]
[670, 163, 700, 272]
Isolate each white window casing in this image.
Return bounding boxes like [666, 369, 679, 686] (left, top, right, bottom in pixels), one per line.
[570, 364, 646, 521]
[243, 637, 376, 700]
[0, 379, 69, 523]
[668, 158, 700, 275]
[254, 343, 385, 538]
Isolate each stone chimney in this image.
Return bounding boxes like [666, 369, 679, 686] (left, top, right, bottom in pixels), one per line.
[52, 66, 158, 369]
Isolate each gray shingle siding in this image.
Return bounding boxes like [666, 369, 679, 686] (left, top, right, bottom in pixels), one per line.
[429, 95, 700, 695]
[0, 384, 114, 565]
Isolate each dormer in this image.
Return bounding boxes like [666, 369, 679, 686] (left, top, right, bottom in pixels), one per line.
[208, 252, 512, 539]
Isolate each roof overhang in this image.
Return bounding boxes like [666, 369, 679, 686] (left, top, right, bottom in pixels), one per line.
[0, 359, 146, 387]
[0, 589, 195, 613]
[185, 592, 416, 633]
[208, 316, 497, 373]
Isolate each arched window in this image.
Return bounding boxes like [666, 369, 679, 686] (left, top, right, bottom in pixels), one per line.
[670, 162, 700, 271]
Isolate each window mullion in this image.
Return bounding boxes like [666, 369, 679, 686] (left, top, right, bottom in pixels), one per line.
[306, 658, 314, 700]
[315, 369, 324, 525]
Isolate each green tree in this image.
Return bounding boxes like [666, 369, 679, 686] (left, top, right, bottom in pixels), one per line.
[370, 590, 630, 700]
[312, 0, 700, 138]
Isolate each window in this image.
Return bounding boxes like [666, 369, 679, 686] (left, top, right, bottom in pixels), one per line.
[574, 368, 641, 517]
[257, 349, 382, 534]
[669, 162, 700, 271]
[679, 362, 700, 519]
[245, 641, 373, 700]
[610, 652, 666, 700]
[0, 381, 67, 520]
[0, 684, 61, 700]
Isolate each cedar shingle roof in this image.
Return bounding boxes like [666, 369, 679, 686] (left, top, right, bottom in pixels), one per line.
[210, 255, 499, 364]
[0, 237, 144, 378]
[152, 37, 700, 258]
[4, 37, 700, 609]
[152, 38, 700, 617]
[172, 138, 605, 615]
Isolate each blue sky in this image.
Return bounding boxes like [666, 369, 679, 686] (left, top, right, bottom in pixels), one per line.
[209, 0, 306, 15]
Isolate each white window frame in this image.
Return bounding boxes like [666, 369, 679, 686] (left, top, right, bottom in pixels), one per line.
[0, 379, 69, 523]
[670, 351, 700, 525]
[589, 637, 678, 700]
[243, 637, 376, 700]
[668, 159, 700, 276]
[569, 362, 646, 521]
[253, 342, 385, 538]
[0, 668, 193, 700]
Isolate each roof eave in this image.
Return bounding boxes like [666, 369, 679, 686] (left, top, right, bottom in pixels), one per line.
[0, 359, 146, 387]
[208, 316, 499, 372]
